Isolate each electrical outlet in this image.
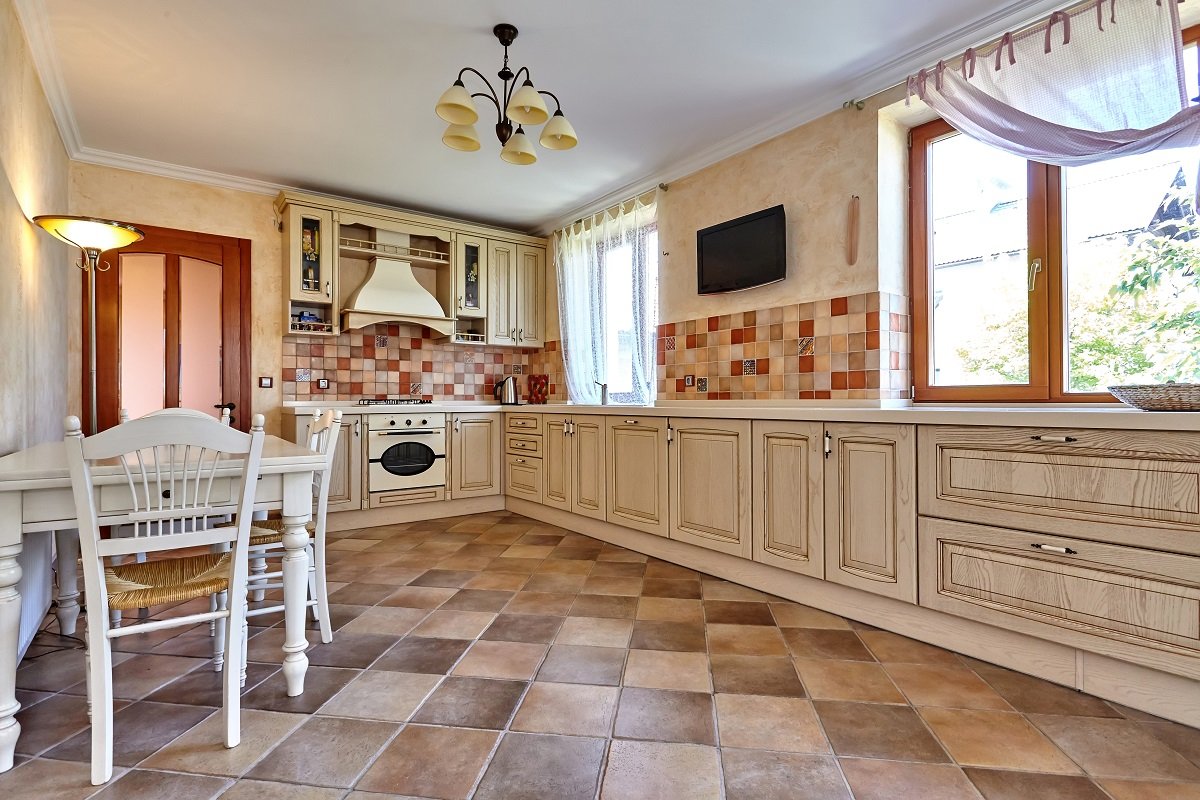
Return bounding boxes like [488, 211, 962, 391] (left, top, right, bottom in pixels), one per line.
[317, 378, 329, 390]
[258, 376, 273, 389]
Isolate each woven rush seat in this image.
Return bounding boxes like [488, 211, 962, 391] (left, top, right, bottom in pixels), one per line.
[104, 552, 231, 611]
[216, 517, 316, 546]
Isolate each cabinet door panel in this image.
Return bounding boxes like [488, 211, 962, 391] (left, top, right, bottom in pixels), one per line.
[296, 413, 361, 513]
[286, 205, 334, 304]
[825, 423, 916, 602]
[515, 245, 545, 347]
[606, 417, 668, 536]
[488, 241, 517, 345]
[543, 415, 572, 511]
[455, 235, 488, 319]
[506, 454, 542, 503]
[572, 417, 607, 521]
[752, 421, 823, 578]
[669, 419, 752, 558]
[451, 413, 501, 498]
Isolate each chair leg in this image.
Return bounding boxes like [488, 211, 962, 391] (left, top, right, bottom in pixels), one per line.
[86, 616, 114, 785]
[212, 590, 227, 673]
[222, 600, 243, 748]
[249, 556, 267, 603]
[305, 543, 317, 620]
[240, 597, 249, 688]
[313, 540, 332, 644]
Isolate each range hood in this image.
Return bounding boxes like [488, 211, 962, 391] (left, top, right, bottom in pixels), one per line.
[341, 229, 455, 335]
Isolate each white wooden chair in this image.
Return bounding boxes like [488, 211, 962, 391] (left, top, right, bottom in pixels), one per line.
[63, 410, 265, 785]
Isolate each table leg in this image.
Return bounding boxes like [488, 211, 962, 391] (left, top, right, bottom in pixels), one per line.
[280, 471, 312, 697]
[54, 529, 80, 636]
[0, 539, 22, 773]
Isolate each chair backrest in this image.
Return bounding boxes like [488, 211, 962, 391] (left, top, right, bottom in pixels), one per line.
[64, 412, 267, 606]
[303, 409, 342, 528]
[120, 407, 231, 425]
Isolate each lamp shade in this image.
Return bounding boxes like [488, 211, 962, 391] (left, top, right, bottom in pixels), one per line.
[500, 127, 537, 165]
[539, 110, 578, 150]
[33, 215, 144, 252]
[506, 80, 549, 125]
[435, 81, 479, 125]
[442, 123, 481, 151]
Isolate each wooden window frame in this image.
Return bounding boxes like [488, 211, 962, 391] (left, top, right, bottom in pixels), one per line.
[910, 25, 1199, 403]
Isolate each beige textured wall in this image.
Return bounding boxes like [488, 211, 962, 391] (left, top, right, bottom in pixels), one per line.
[657, 90, 907, 323]
[0, 0, 70, 454]
[69, 164, 285, 433]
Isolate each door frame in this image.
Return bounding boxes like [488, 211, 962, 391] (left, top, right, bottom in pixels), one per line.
[84, 224, 252, 431]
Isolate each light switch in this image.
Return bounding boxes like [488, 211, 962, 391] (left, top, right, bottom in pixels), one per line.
[258, 377, 273, 389]
[317, 378, 330, 390]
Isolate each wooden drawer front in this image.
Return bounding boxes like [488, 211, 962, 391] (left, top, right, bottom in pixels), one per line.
[505, 454, 542, 503]
[99, 478, 235, 514]
[920, 517, 1200, 666]
[369, 486, 445, 508]
[506, 434, 542, 457]
[506, 414, 541, 434]
[921, 427, 1200, 546]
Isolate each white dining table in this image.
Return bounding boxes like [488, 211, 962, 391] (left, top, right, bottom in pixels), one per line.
[0, 434, 325, 773]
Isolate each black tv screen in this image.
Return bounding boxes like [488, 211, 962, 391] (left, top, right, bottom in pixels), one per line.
[697, 205, 786, 294]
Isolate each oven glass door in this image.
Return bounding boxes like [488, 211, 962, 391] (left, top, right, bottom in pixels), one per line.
[377, 440, 439, 476]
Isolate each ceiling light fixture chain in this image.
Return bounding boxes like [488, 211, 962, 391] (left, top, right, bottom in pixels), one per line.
[435, 22, 577, 165]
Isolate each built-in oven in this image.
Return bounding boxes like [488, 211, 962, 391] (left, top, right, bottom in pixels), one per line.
[367, 413, 446, 492]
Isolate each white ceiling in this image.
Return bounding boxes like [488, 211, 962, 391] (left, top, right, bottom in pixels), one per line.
[24, 0, 1066, 232]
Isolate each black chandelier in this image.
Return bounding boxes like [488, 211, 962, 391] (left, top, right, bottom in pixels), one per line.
[435, 23, 577, 165]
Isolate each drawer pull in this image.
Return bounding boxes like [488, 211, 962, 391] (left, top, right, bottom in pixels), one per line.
[1030, 543, 1077, 555]
[514, 458, 526, 464]
[623, 419, 639, 425]
[1030, 434, 1078, 443]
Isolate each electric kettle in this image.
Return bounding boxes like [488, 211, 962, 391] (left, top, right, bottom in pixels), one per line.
[494, 376, 519, 405]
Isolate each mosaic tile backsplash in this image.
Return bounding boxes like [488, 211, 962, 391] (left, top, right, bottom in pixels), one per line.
[283, 323, 566, 403]
[656, 292, 910, 401]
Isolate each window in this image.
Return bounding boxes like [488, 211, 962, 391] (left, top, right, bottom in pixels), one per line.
[910, 29, 1200, 402]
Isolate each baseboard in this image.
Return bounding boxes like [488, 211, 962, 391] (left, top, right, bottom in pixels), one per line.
[506, 497, 1200, 728]
[328, 495, 505, 532]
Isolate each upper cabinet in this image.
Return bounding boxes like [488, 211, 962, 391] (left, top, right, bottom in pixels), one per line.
[516, 244, 545, 347]
[488, 241, 517, 346]
[283, 205, 338, 335]
[455, 235, 488, 320]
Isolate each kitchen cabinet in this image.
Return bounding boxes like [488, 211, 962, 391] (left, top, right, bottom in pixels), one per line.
[290, 411, 362, 513]
[752, 421, 824, 579]
[487, 241, 545, 347]
[450, 413, 501, 499]
[669, 419, 753, 558]
[606, 416, 669, 537]
[824, 423, 916, 603]
[515, 245, 545, 347]
[455, 235, 488, 319]
[543, 415, 608, 520]
[506, 453, 543, 503]
[282, 204, 337, 335]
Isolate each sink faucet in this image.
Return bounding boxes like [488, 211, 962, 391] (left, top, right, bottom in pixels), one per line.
[595, 381, 609, 405]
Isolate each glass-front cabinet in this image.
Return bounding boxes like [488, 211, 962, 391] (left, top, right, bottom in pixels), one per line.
[456, 234, 488, 319]
[284, 204, 337, 334]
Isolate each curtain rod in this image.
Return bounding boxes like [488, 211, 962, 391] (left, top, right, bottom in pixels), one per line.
[561, 183, 667, 233]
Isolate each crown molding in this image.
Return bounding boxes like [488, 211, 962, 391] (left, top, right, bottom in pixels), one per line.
[73, 145, 282, 196]
[12, 0, 80, 155]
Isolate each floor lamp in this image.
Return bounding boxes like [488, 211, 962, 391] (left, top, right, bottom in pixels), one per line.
[33, 215, 145, 434]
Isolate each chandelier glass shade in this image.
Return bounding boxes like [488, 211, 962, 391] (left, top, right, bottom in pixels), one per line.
[436, 23, 576, 164]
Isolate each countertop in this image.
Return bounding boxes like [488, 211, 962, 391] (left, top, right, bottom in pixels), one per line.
[281, 400, 1200, 432]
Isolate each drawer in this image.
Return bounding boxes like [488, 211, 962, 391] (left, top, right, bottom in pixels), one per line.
[919, 517, 1200, 677]
[506, 434, 542, 457]
[99, 477, 236, 514]
[369, 486, 445, 508]
[506, 413, 541, 434]
[505, 453, 542, 503]
[919, 426, 1200, 552]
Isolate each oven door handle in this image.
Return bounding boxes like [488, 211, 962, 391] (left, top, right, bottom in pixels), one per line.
[372, 430, 441, 436]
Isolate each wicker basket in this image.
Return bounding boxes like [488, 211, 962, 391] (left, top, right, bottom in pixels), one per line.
[1108, 383, 1200, 411]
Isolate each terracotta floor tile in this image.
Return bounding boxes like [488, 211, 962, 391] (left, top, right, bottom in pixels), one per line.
[840, 758, 980, 800]
[886, 663, 1013, 710]
[1098, 779, 1200, 799]
[919, 707, 1080, 773]
[643, 560, 700, 579]
[244, 628, 321, 665]
[246, 716, 397, 787]
[707, 624, 788, 656]
[769, 603, 852, 629]
[90, 769, 230, 799]
[590, 561, 646, 578]
[71, 653, 207, 700]
[782, 629, 874, 661]
[439, 589, 517, 612]
[569, 594, 638, 619]
[793, 658, 905, 704]
[517, 533, 566, 547]
[487, 557, 543, 575]
[337, 606, 429, 636]
[600, 740, 721, 800]
[554, 616, 634, 648]
[410, 569, 481, 589]
[501, 544, 555, 559]
[481, 614, 564, 644]
[523, 573, 588, 594]
[716, 694, 828, 753]
[640, 578, 703, 599]
[629, 620, 708, 652]
[710, 654, 806, 697]
[319, 670, 440, 721]
[624, 650, 712, 693]
[581, 576, 644, 596]
[511, 682, 620, 737]
[412, 676, 527, 729]
[723, 749, 850, 800]
[702, 600, 775, 626]
[536, 644, 627, 686]
[327, 582, 402, 605]
[858, 631, 962, 665]
[534, 558, 593, 575]
[358, 566, 426, 586]
[815, 700, 950, 762]
[410, 609, 497, 640]
[240, 665, 361, 714]
[1029, 715, 1200, 781]
[969, 662, 1120, 717]
[701, 580, 772, 601]
[452, 640, 548, 680]
[378, 585, 458, 609]
[503, 591, 576, 616]
[465, 572, 530, 591]
[141, 708, 307, 777]
[371, 636, 470, 674]
[964, 768, 1109, 800]
[13, 693, 92, 756]
[356, 724, 498, 799]
[306, 632, 398, 668]
[220, 779, 344, 800]
[46, 700, 214, 766]
[1142, 721, 1200, 768]
[634, 597, 705, 623]
[614, 687, 717, 745]
[474, 732, 606, 800]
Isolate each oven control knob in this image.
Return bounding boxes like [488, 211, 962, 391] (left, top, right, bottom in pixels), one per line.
[405, 419, 413, 426]
[389, 419, 396, 426]
[421, 419, 428, 426]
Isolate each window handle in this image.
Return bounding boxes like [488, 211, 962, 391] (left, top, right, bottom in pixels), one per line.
[1027, 258, 1043, 292]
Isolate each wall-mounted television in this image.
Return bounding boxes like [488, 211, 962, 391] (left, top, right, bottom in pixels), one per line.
[697, 205, 786, 294]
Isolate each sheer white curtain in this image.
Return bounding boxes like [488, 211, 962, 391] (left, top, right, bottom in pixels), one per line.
[908, 0, 1200, 166]
[555, 193, 658, 405]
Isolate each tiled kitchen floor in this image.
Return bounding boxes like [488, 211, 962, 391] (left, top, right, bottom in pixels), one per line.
[5, 512, 1200, 799]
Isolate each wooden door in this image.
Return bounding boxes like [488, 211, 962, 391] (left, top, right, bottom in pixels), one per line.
[606, 416, 669, 536]
[515, 244, 545, 347]
[572, 416, 607, 521]
[90, 225, 251, 432]
[451, 413, 501, 498]
[753, 421, 824, 578]
[669, 419, 753, 557]
[543, 415, 572, 511]
[824, 423, 917, 603]
[488, 240, 517, 345]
